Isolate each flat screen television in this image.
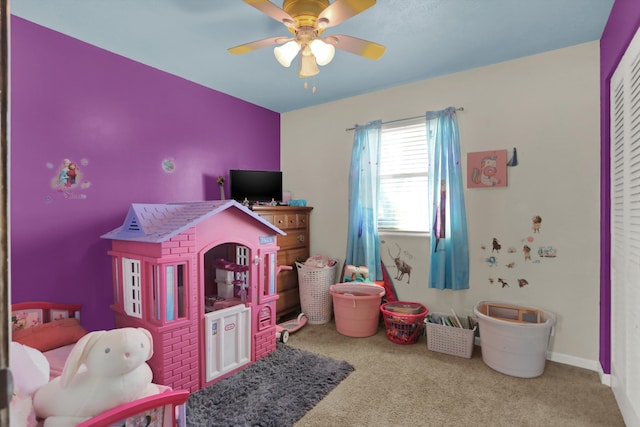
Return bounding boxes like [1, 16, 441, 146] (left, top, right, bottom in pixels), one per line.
[229, 169, 283, 204]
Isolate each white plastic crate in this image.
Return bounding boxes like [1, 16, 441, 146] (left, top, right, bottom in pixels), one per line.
[425, 312, 476, 359]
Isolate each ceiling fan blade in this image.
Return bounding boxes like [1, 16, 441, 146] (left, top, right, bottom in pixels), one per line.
[228, 36, 292, 55]
[317, 0, 376, 28]
[323, 34, 385, 60]
[243, 0, 296, 27]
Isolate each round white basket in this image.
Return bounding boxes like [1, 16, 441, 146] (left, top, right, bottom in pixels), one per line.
[296, 262, 338, 324]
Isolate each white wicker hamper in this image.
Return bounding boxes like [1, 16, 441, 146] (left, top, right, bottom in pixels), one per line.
[296, 262, 338, 324]
[425, 312, 476, 359]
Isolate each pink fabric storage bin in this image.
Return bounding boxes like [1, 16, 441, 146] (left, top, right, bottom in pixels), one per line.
[330, 283, 385, 337]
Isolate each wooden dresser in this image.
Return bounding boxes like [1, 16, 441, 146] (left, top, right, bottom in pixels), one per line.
[251, 205, 313, 320]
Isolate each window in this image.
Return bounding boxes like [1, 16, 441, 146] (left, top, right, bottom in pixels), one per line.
[150, 262, 187, 322]
[165, 263, 186, 321]
[378, 118, 429, 232]
[261, 251, 277, 301]
[236, 245, 249, 299]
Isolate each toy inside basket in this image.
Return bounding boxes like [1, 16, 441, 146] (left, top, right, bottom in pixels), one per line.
[380, 302, 428, 345]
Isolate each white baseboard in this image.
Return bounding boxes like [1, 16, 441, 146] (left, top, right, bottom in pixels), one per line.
[597, 365, 611, 386]
[547, 351, 599, 372]
[475, 339, 609, 385]
[547, 351, 611, 386]
[613, 385, 640, 427]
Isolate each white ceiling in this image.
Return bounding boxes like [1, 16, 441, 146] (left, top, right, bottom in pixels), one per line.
[11, 0, 614, 113]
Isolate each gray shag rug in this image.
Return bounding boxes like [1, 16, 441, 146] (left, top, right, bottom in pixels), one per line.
[185, 343, 355, 427]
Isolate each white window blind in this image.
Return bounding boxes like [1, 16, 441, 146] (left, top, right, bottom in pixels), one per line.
[378, 118, 429, 232]
[610, 25, 640, 427]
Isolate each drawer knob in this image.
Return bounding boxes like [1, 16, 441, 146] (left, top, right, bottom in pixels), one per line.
[297, 235, 305, 242]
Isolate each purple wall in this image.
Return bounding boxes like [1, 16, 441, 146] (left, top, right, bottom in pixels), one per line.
[10, 17, 281, 331]
[599, 0, 640, 374]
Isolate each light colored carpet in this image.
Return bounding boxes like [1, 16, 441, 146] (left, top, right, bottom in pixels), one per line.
[289, 321, 625, 427]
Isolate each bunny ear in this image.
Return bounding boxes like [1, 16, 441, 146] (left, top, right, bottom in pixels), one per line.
[138, 328, 154, 360]
[60, 330, 106, 388]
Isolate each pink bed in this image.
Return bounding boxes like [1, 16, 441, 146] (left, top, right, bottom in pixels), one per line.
[11, 301, 189, 427]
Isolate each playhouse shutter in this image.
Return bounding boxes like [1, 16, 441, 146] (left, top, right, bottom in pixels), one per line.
[610, 26, 640, 426]
[123, 257, 142, 318]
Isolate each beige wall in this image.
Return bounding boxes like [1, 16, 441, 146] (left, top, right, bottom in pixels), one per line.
[281, 41, 601, 368]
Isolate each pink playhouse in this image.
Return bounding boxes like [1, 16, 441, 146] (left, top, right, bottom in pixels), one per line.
[101, 200, 286, 393]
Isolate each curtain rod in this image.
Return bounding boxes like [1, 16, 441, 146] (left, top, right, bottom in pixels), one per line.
[345, 107, 464, 131]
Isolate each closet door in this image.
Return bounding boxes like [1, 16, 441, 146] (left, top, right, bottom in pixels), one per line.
[610, 26, 640, 427]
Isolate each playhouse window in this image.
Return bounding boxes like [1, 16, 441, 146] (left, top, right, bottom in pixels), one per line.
[123, 257, 142, 319]
[165, 264, 186, 320]
[149, 262, 186, 322]
[262, 251, 277, 299]
[236, 245, 249, 287]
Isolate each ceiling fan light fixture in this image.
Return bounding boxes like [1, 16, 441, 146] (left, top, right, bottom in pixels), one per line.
[299, 53, 320, 77]
[232, 0, 385, 90]
[274, 40, 301, 67]
[316, 17, 329, 30]
[309, 39, 335, 66]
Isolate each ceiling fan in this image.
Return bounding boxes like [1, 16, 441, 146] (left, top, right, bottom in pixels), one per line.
[228, 0, 386, 85]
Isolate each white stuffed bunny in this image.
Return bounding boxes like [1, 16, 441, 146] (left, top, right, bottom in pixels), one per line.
[10, 342, 50, 427]
[33, 327, 162, 427]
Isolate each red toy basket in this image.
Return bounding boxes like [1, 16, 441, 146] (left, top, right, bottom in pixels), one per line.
[380, 302, 429, 345]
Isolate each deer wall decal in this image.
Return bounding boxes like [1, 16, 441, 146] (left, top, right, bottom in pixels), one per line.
[388, 243, 412, 284]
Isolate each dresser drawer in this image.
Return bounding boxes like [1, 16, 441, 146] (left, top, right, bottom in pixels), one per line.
[278, 248, 308, 266]
[271, 214, 304, 230]
[272, 214, 289, 229]
[277, 231, 307, 250]
[258, 213, 275, 226]
[296, 214, 308, 228]
[276, 287, 300, 315]
[289, 248, 308, 265]
[277, 269, 298, 292]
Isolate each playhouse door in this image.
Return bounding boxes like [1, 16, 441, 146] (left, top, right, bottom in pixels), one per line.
[204, 304, 251, 382]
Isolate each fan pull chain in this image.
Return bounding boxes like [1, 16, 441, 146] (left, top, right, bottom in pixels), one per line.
[303, 78, 317, 94]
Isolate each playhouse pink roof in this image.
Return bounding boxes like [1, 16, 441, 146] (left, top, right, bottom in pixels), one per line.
[100, 200, 285, 243]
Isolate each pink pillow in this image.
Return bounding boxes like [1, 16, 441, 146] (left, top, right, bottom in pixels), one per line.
[12, 318, 88, 352]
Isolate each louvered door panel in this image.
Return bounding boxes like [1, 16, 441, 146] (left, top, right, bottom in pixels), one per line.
[610, 26, 640, 427]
